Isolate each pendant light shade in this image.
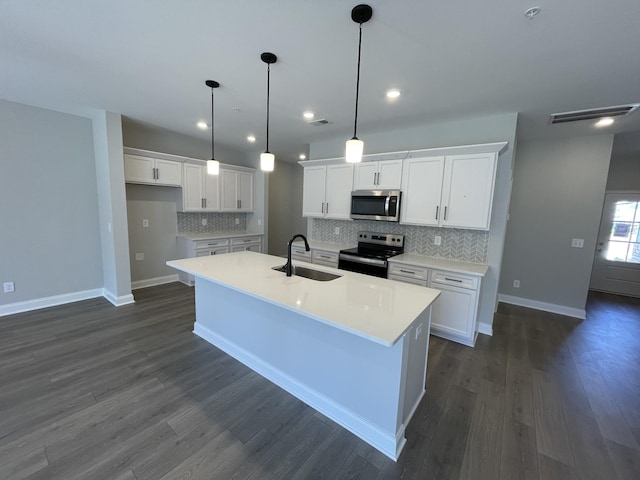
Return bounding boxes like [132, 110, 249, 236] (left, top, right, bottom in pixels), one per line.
[260, 52, 277, 172]
[205, 80, 220, 175]
[345, 4, 372, 164]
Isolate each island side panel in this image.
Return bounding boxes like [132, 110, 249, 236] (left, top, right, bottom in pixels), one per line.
[192, 277, 413, 460]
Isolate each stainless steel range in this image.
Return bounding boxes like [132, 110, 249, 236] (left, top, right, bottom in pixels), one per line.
[338, 231, 404, 278]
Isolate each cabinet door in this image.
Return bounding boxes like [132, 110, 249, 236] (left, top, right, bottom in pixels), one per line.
[202, 168, 220, 211]
[325, 164, 354, 219]
[353, 162, 379, 190]
[376, 159, 403, 189]
[441, 153, 497, 230]
[183, 164, 205, 211]
[124, 154, 155, 184]
[220, 170, 238, 211]
[400, 156, 445, 226]
[302, 166, 327, 217]
[429, 284, 477, 344]
[155, 159, 182, 186]
[237, 171, 253, 211]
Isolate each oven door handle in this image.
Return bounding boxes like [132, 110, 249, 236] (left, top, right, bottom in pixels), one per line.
[339, 253, 387, 267]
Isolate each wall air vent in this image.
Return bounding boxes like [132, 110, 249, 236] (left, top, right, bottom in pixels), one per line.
[308, 119, 330, 126]
[550, 104, 639, 124]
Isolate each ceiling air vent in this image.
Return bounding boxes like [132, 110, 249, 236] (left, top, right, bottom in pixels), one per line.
[307, 119, 330, 126]
[550, 104, 639, 124]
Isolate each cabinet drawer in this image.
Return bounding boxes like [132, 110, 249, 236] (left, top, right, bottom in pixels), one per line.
[291, 246, 311, 261]
[195, 246, 229, 256]
[430, 270, 479, 290]
[230, 236, 261, 246]
[312, 250, 339, 266]
[388, 274, 427, 287]
[194, 238, 230, 250]
[388, 263, 429, 282]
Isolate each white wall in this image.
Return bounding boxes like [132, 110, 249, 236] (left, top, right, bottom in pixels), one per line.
[309, 113, 519, 333]
[606, 131, 640, 190]
[499, 134, 614, 315]
[0, 99, 103, 310]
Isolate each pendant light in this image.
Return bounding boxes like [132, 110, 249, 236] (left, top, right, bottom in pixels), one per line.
[260, 52, 277, 172]
[345, 4, 372, 164]
[205, 80, 220, 175]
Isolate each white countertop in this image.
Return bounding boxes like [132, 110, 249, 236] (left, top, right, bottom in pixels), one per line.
[167, 251, 439, 347]
[178, 231, 263, 241]
[388, 254, 489, 276]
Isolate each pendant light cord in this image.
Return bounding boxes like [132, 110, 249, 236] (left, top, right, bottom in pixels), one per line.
[210, 87, 215, 160]
[266, 63, 271, 153]
[353, 21, 363, 140]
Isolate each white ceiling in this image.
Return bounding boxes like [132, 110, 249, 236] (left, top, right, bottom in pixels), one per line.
[2, 0, 640, 162]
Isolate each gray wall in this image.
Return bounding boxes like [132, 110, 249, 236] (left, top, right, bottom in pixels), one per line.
[309, 113, 519, 332]
[499, 134, 614, 310]
[606, 131, 640, 190]
[0, 99, 103, 306]
[268, 161, 307, 257]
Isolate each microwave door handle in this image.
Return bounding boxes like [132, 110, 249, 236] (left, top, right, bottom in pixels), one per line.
[384, 195, 390, 216]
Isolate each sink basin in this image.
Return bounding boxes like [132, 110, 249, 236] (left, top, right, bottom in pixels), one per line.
[272, 264, 342, 282]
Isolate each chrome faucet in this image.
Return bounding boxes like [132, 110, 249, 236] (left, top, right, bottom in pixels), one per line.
[285, 234, 310, 277]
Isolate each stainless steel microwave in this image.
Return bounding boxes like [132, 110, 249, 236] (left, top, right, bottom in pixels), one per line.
[350, 190, 401, 222]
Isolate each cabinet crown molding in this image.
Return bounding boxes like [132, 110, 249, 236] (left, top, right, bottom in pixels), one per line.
[123, 147, 255, 172]
[301, 142, 508, 166]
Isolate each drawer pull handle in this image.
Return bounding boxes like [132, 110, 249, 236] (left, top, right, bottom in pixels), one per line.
[319, 255, 330, 259]
[400, 269, 416, 274]
[444, 277, 463, 283]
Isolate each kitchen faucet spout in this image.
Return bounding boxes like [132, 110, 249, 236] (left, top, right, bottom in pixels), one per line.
[286, 234, 310, 277]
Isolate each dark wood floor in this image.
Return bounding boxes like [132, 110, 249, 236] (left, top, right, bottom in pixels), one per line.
[1, 283, 639, 480]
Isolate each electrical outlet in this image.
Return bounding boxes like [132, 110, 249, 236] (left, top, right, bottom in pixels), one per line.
[335, 227, 340, 235]
[202, 218, 207, 226]
[142, 219, 149, 228]
[571, 238, 584, 248]
[235, 218, 240, 225]
[513, 280, 520, 288]
[3, 281, 15, 293]
[135, 253, 144, 261]
[434, 235, 442, 246]
[258, 219, 262, 226]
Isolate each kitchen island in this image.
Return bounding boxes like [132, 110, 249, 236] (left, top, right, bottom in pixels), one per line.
[167, 251, 440, 460]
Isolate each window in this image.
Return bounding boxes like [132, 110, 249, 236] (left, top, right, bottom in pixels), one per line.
[606, 201, 640, 263]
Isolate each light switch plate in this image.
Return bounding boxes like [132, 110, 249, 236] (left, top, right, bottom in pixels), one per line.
[135, 253, 144, 261]
[3, 281, 15, 293]
[142, 219, 149, 228]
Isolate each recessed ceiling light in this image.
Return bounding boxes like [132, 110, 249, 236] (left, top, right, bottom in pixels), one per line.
[196, 121, 208, 130]
[386, 89, 401, 99]
[247, 135, 256, 143]
[595, 117, 615, 127]
[299, 154, 307, 160]
[303, 111, 315, 120]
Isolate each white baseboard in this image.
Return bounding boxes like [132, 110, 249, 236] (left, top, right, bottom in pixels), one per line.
[194, 323, 401, 461]
[477, 323, 493, 336]
[131, 274, 179, 290]
[102, 289, 135, 307]
[498, 294, 586, 320]
[0, 288, 104, 317]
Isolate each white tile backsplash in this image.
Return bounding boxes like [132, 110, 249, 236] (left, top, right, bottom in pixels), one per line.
[177, 213, 246, 234]
[311, 219, 488, 263]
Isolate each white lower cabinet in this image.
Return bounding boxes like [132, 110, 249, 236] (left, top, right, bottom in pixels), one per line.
[177, 235, 261, 285]
[230, 236, 262, 253]
[311, 249, 339, 268]
[389, 263, 482, 347]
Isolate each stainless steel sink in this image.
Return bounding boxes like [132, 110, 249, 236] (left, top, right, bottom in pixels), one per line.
[272, 265, 342, 282]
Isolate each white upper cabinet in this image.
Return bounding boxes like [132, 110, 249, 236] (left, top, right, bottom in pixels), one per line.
[182, 163, 220, 212]
[441, 153, 497, 230]
[401, 152, 498, 230]
[302, 164, 353, 219]
[221, 169, 253, 212]
[353, 159, 403, 190]
[124, 154, 182, 186]
[400, 156, 445, 226]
